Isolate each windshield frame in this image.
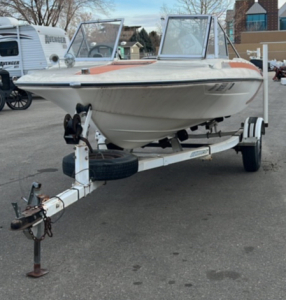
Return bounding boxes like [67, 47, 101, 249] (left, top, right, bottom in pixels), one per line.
[65, 18, 124, 62]
[158, 15, 212, 60]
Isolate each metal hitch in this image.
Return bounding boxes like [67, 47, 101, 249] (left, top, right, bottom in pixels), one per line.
[11, 182, 52, 278]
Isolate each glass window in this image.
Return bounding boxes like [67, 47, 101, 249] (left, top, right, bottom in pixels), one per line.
[161, 17, 209, 56]
[280, 17, 286, 30]
[246, 14, 267, 31]
[226, 21, 234, 43]
[66, 20, 122, 59]
[206, 21, 228, 58]
[218, 25, 228, 57]
[206, 19, 215, 56]
[0, 41, 19, 56]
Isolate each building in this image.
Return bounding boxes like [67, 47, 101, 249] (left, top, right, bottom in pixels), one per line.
[279, 3, 286, 29]
[233, 0, 255, 44]
[231, 0, 278, 44]
[119, 42, 143, 60]
[226, 10, 235, 43]
[118, 26, 146, 59]
[226, 0, 286, 61]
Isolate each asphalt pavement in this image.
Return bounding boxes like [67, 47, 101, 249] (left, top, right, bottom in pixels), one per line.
[0, 72, 286, 300]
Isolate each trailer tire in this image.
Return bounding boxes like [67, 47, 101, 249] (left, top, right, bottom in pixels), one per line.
[0, 94, 5, 111]
[242, 137, 262, 172]
[62, 150, 138, 181]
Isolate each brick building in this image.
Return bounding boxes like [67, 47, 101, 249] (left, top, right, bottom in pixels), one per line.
[225, 0, 286, 61]
[230, 0, 278, 44]
[233, 0, 254, 43]
[259, 0, 278, 30]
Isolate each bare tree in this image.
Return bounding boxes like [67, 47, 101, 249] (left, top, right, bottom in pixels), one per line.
[59, 11, 93, 39]
[162, 0, 233, 17]
[233, 0, 252, 44]
[0, 0, 113, 31]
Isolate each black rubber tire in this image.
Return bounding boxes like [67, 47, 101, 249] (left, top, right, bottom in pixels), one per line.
[242, 136, 262, 172]
[0, 94, 5, 111]
[62, 150, 138, 181]
[6, 89, 32, 110]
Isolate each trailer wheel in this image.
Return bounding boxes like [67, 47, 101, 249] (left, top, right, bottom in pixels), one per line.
[242, 136, 262, 172]
[6, 89, 32, 110]
[62, 150, 138, 181]
[0, 94, 5, 111]
[242, 117, 264, 172]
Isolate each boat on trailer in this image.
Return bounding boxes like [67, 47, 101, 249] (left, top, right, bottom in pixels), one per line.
[16, 15, 263, 149]
[11, 15, 267, 277]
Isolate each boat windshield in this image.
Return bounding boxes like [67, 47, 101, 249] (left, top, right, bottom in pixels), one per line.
[160, 16, 210, 58]
[66, 19, 123, 61]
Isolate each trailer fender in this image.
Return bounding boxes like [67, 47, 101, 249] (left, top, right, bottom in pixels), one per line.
[243, 117, 265, 140]
[241, 117, 264, 172]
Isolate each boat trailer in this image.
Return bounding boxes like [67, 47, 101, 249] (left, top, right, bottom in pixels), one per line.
[10, 44, 270, 278]
[10, 103, 266, 277]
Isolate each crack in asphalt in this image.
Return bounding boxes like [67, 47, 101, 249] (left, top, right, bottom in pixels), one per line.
[0, 168, 58, 187]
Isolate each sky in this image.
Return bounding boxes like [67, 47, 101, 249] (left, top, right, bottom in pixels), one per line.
[108, 0, 171, 32]
[104, 0, 286, 32]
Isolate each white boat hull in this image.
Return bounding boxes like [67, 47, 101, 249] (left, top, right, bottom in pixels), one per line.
[16, 15, 264, 149]
[26, 77, 262, 149]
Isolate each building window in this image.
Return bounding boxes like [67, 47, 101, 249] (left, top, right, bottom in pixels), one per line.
[226, 21, 234, 43]
[280, 17, 286, 30]
[246, 14, 267, 31]
[0, 41, 19, 56]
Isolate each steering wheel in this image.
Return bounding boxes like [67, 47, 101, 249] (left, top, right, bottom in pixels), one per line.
[88, 45, 113, 58]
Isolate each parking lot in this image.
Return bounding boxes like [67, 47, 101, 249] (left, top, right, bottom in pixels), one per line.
[1, 72, 286, 300]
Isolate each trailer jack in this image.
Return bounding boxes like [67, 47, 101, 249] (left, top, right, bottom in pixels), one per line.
[11, 182, 52, 277]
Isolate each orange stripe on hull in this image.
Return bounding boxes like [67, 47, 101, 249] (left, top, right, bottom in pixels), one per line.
[76, 61, 155, 75]
[229, 62, 261, 73]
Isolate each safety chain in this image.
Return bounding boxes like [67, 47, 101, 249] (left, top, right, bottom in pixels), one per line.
[28, 209, 53, 241]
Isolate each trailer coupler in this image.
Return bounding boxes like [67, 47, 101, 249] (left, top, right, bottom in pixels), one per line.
[11, 182, 52, 277]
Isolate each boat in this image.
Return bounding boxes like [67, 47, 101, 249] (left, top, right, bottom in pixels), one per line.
[16, 15, 263, 149]
[11, 15, 267, 277]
